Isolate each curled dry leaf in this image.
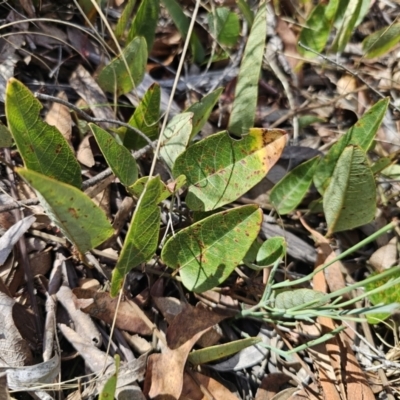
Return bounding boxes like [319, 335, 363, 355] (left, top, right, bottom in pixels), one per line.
[73, 288, 153, 335]
[56, 285, 102, 347]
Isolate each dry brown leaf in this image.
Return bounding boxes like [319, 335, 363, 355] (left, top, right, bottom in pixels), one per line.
[180, 371, 238, 400]
[369, 236, 398, 271]
[45, 91, 72, 147]
[77, 134, 95, 167]
[166, 304, 228, 349]
[254, 373, 292, 400]
[69, 65, 116, 129]
[144, 329, 210, 399]
[0, 292, 33, 367]
[73, 288, 153, 335]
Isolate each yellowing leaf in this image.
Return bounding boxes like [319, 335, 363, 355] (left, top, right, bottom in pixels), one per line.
[173, 128, 287, 211]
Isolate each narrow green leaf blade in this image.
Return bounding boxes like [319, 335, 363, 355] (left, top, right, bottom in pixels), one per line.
[161, 0, 205, 63]
[6, 78, 81, 188]
[324, 146, 376, 234]
[161, 205, 263, 293]
[314, 98, 389, 194]
[362, 23, 400, 58]
[121, 83, 160, 150]
[186, 88, 223, 140]
[111, 177, 161, 296]
[188, 337, 261, 365]
[97, 37, 147, 95]
[160, 112, 193, 170]
[270, 156, 320, 214]
[115, 0, 136, 40]
[208, 7, 240, 47]
[298, 4, 332, 58]
[332, 0, 362, 52]
[127, 0, 160, 52]
[228, 2, 266, 136]
[173, 129, 287, 211]
[17, 168, 113, 254]
[90, 124, 138, 187]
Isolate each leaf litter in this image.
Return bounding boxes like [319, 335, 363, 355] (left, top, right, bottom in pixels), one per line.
[1, 1, 400, 399]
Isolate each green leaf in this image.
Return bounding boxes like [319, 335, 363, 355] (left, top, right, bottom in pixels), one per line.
[365, 269, 400, 324]
[362, 23, 400, 58]
[173, 128, 287, 211]
[256, 237, 286, 266]
[314, 98, 389, 194]
[161, 205, 262, 293]
[188, 337, 261, 365]
[270, 156, 320, 214]
[186, 88, 223, 140]
[90, 124, 138, 187]
[371, 157, 392, 175]
[111, 176, 161, 296]
[0, 122, 13, 147]
[120, 83, 160, 150]
[160, 112, 193, 170]
[17, 168, 113, 254]
[324, 146, 376, 235]
[161, 0, 205, 63]
[6, 78, 81, 188]
[99, 355, 120, 400]
[128, 174, 186, 202]
[274, 289, 327, 310]
[127, 0, 160, 52]
[298, 4, 332, 58]
[237, 0, 254, 26]
[97, 37, 147, 95]
[208, 7, 240, 47]
[228, 2, 266, 136]
[331, 0, 362, 52]
[381, 164, 400, 178]
[115, 0, 137, 40]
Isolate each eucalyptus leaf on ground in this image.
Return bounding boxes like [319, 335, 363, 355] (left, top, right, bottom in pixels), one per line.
[97, 37, 147, 95]
[6, 78, 81, 188]
[188, 338, 261, 365]
[173, 128, 287, 211]
[270, 156, 320, 214]
[17, 168, 113, 254]
[324, 146, 376, 235]
[161, 205, 263, 293]
[90, 124, 138, 187]
[111, 176, 161, 297]
[314, 98, 389, 194]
